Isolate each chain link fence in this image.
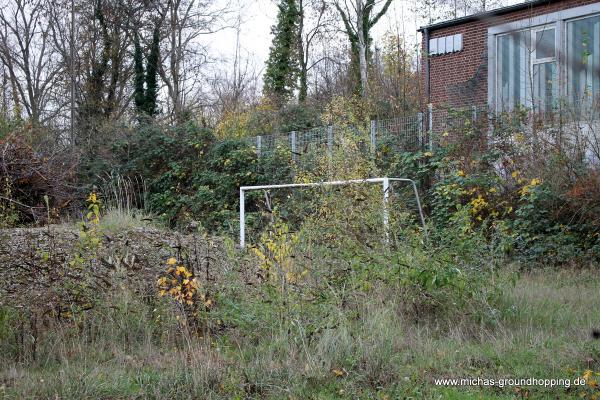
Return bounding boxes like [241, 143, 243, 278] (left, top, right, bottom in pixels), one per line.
[240, 106, 485, 168]
[239, 103, 600, 169]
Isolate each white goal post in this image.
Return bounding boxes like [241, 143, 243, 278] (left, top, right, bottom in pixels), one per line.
[239, 177, 427, 247]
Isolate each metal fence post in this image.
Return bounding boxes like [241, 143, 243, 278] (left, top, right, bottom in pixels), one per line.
[417, 112, 424, 150]
[327, 125, 334, 175]
[256, 135, 262, 157]
[382, 177, 390, 244]
[290, 131, 297, 163]
[370, 120, 377, 156]
[327, 125, 334, 158]
[427, 104, 433, 151]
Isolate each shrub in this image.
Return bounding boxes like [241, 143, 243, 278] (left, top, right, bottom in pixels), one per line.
[106, 120, 293, 230]
[0, 130, 78, 225]
[422, 107, 600, 267]
[215, 100, 320, 139]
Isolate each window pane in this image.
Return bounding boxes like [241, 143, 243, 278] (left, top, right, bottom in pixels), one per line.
[429, 38, 438, 55]
[446, 36, 454, 52]
[535, 28, 555, 59]
[568, 15, 600, 107]
[533, 62, 557, 112]
[454, 34, 463, 51]
[498, 31, 529, 111]
[438, 37, 446, 53]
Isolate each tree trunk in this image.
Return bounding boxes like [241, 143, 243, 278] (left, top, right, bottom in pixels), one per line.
[297, 0, 307, 103]
[357, 1, 368, 97]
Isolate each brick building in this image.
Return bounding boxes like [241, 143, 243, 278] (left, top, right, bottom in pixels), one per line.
[419, 0, 600, 112]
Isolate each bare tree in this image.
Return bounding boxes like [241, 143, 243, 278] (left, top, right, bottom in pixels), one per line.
[0, 0, 63, 125]
[207, 14, 260, 120]
[333, 0, 393, 97]
[310, 37, 351, 101]
[155, 0, 231, 123]
[369, 32, 419, 117]
[297, 0, 333, 102]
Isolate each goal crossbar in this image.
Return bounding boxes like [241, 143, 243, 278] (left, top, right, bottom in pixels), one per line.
[239, 177, 427, 247]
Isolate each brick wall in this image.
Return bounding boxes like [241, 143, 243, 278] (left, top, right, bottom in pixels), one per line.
[421, 0, 600, 109]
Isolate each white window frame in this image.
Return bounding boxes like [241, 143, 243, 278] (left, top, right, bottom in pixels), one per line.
[429, 34, 464, 56]
[494, 24, 559, 112]
[487, 3, 600, 112]
[531, 25, 556, 63]
[531, 25, 558, 112]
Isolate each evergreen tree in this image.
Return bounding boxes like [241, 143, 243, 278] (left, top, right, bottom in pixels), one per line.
[263, 0, 300, 101]
[133, 32, 146, 114]
[132, 24, 160, 118]
[144, 25, 160, 116]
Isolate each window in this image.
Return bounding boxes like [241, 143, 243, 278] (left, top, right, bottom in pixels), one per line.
[567, 14, 600, 108]
[496, 26, 557, 112]
[497, 31, 529, 110]
[429, 34, 463, 55]
[532, 27, 557, 112]
[489, 4, 600, 113]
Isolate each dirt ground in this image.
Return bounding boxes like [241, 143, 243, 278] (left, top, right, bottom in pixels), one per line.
[0, 225, 228, 315]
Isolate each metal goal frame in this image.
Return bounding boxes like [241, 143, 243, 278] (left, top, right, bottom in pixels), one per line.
[239, 177, 427, 247]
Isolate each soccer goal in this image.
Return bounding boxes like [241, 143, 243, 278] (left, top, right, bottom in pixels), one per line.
[239, 177, 426, 247]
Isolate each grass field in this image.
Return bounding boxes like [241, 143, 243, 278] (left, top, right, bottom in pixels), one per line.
[1, 262, 598, 399]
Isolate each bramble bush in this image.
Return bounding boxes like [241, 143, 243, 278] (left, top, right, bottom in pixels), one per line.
[388, 106, 600, 267]
[105, 120, 293, 231]
[0, 129, 78, 226]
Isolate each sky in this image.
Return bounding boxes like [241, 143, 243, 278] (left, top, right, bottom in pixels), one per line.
[204, 0, 522, 81]
[206, 0, 279, 76]
[205, 0, 426, 76]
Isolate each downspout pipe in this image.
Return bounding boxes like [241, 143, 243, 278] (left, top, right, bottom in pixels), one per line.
[423, 27, 431, 106]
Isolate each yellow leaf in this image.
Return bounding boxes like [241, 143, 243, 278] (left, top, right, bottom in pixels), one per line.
[331, 368, 345, 377]
[176, 266, 187, 276]
[167, 258, 177, 265]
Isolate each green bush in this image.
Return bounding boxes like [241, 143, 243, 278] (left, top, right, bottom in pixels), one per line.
[109, 120, 293, 230]
[414, 107, 600, 267]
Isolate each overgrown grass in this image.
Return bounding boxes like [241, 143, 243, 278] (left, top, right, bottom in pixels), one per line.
[1, 267, 598, 399]
[97, 207, 158, 232]
[2, 185, 598, 399]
